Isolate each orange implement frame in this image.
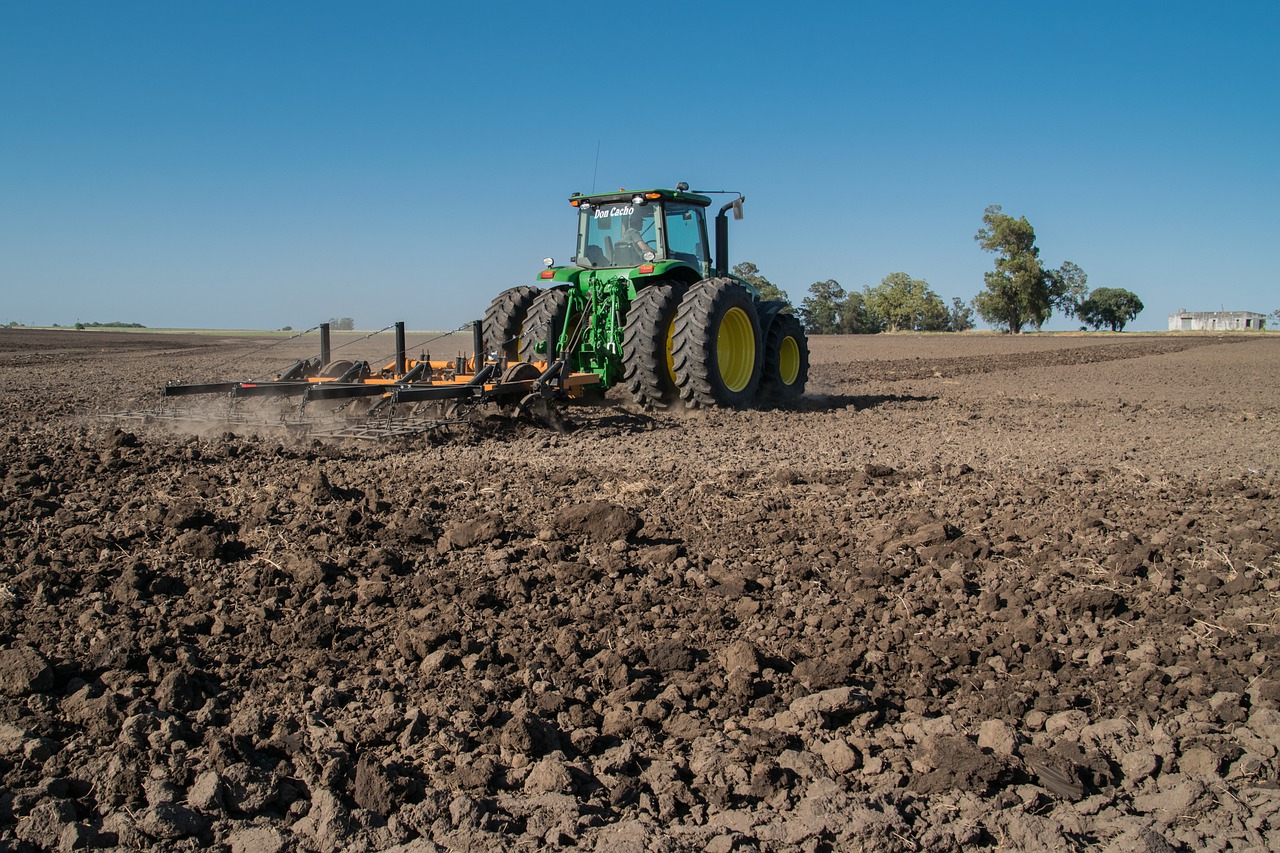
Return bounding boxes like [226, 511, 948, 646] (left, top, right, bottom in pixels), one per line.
[157, 321, 599, 436]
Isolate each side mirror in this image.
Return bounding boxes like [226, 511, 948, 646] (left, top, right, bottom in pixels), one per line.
[732, 198, 744, 221]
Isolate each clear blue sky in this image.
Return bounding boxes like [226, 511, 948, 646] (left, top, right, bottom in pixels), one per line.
[2, 1, 1276, 332]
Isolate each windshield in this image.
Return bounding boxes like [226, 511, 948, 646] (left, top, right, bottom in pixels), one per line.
[578, 202, 659, 268]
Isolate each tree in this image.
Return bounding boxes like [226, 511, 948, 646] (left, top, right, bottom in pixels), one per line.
[864, 272, 951, 332]
[1048, 260, 1089, 319]
[973, 204, 1066, 333]
[840, 290, 882, 334]
[948, 297, 975, 332]
[1270, 309, 1279, 328]
[1077, 288, 1144, 331]
[733, 261, 790, 304]
[329, 317, 355, 331]
[798, 280, 846, 334]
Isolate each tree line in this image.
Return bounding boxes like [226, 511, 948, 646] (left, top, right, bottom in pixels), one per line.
[745, 205, 1145, 334]
[734, 262, 974, 334]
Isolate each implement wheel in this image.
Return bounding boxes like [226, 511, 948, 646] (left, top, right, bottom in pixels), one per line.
[672, 278, 763, 409]
[519, 289, 583, 364]
[622, 282, 686, 409]
[759, 312, 810, 402]
[484, 286, 541, 361]
[318, 360, 355, 379]
[501, 362, 542, 383]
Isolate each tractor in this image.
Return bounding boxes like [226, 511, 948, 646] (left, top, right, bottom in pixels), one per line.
[483, 183, 809, 409]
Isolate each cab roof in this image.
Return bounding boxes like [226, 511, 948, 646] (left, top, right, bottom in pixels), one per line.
[568, 188, 712, 208]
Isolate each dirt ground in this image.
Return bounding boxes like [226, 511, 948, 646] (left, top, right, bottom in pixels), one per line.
[1, 326, 1278, 852]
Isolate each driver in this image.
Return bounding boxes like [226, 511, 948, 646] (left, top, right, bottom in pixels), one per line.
[620, 209, 655, 258]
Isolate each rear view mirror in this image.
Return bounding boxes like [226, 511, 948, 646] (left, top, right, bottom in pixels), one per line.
[732, 198, 744, 220]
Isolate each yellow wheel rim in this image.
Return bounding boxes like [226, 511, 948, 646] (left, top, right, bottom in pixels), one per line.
[717, 307, 756, 392]
[779, 335, 800, 385]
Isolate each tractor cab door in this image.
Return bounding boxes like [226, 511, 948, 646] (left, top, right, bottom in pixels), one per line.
[660, 203, 711, 278]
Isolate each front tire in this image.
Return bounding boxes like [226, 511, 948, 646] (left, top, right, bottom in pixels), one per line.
[622, 282, 686, 409]
[671, 278, 763, 409]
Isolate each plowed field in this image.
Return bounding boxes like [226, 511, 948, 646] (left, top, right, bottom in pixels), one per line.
[2, 328, 1278, 851]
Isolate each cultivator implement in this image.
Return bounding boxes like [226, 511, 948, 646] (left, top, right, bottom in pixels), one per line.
[116, 321, 599, 439]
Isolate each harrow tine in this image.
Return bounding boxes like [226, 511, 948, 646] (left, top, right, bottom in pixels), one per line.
[518, 392, 571, 433]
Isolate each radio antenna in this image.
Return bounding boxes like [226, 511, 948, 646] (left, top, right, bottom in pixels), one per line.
[591, 140, 601, 193]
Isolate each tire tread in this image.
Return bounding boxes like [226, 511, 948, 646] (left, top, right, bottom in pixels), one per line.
[672, 277, 763, 409]
[622, 282, 684, 409]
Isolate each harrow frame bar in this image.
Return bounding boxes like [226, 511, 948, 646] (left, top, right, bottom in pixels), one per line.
[145, 320, 597, 438]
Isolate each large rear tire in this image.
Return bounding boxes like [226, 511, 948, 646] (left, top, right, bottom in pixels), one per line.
[759, 312, 810, 402]
[672, 278, 763, 409]
[484, 286, 541, 361]
[519, 289, 583, 364]
[622, 282, 686, 409]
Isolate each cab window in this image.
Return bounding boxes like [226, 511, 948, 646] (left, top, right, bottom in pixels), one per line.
[662, 203, 706, 266]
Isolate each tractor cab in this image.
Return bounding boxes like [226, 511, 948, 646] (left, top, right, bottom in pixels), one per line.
[571, 188, 713, 278]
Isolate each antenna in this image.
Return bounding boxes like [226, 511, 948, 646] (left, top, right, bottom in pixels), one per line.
[591, 140, 601, 194]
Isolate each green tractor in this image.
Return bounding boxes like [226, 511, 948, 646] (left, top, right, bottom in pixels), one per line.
[483, 183, 809, 409]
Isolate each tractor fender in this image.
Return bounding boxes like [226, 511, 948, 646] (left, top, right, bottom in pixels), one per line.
[756, 300, 792, 335]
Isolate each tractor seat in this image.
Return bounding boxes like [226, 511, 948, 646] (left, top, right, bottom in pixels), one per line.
[613, 243, 641, 267]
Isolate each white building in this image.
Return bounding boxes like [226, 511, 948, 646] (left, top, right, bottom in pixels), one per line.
[1168, 310, 1267, 331]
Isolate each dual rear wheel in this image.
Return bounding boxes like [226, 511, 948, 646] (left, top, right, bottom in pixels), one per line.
[622, 282, 686, 408]
[483, 286, 542, 361]
[759, 311, 810, 403]
[518, 288, 587, 364]
[666, 278, 809, 409]
[671, 278, 763, 409]
[621, 278, 810, 409]
[485, 287, 588, 366]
